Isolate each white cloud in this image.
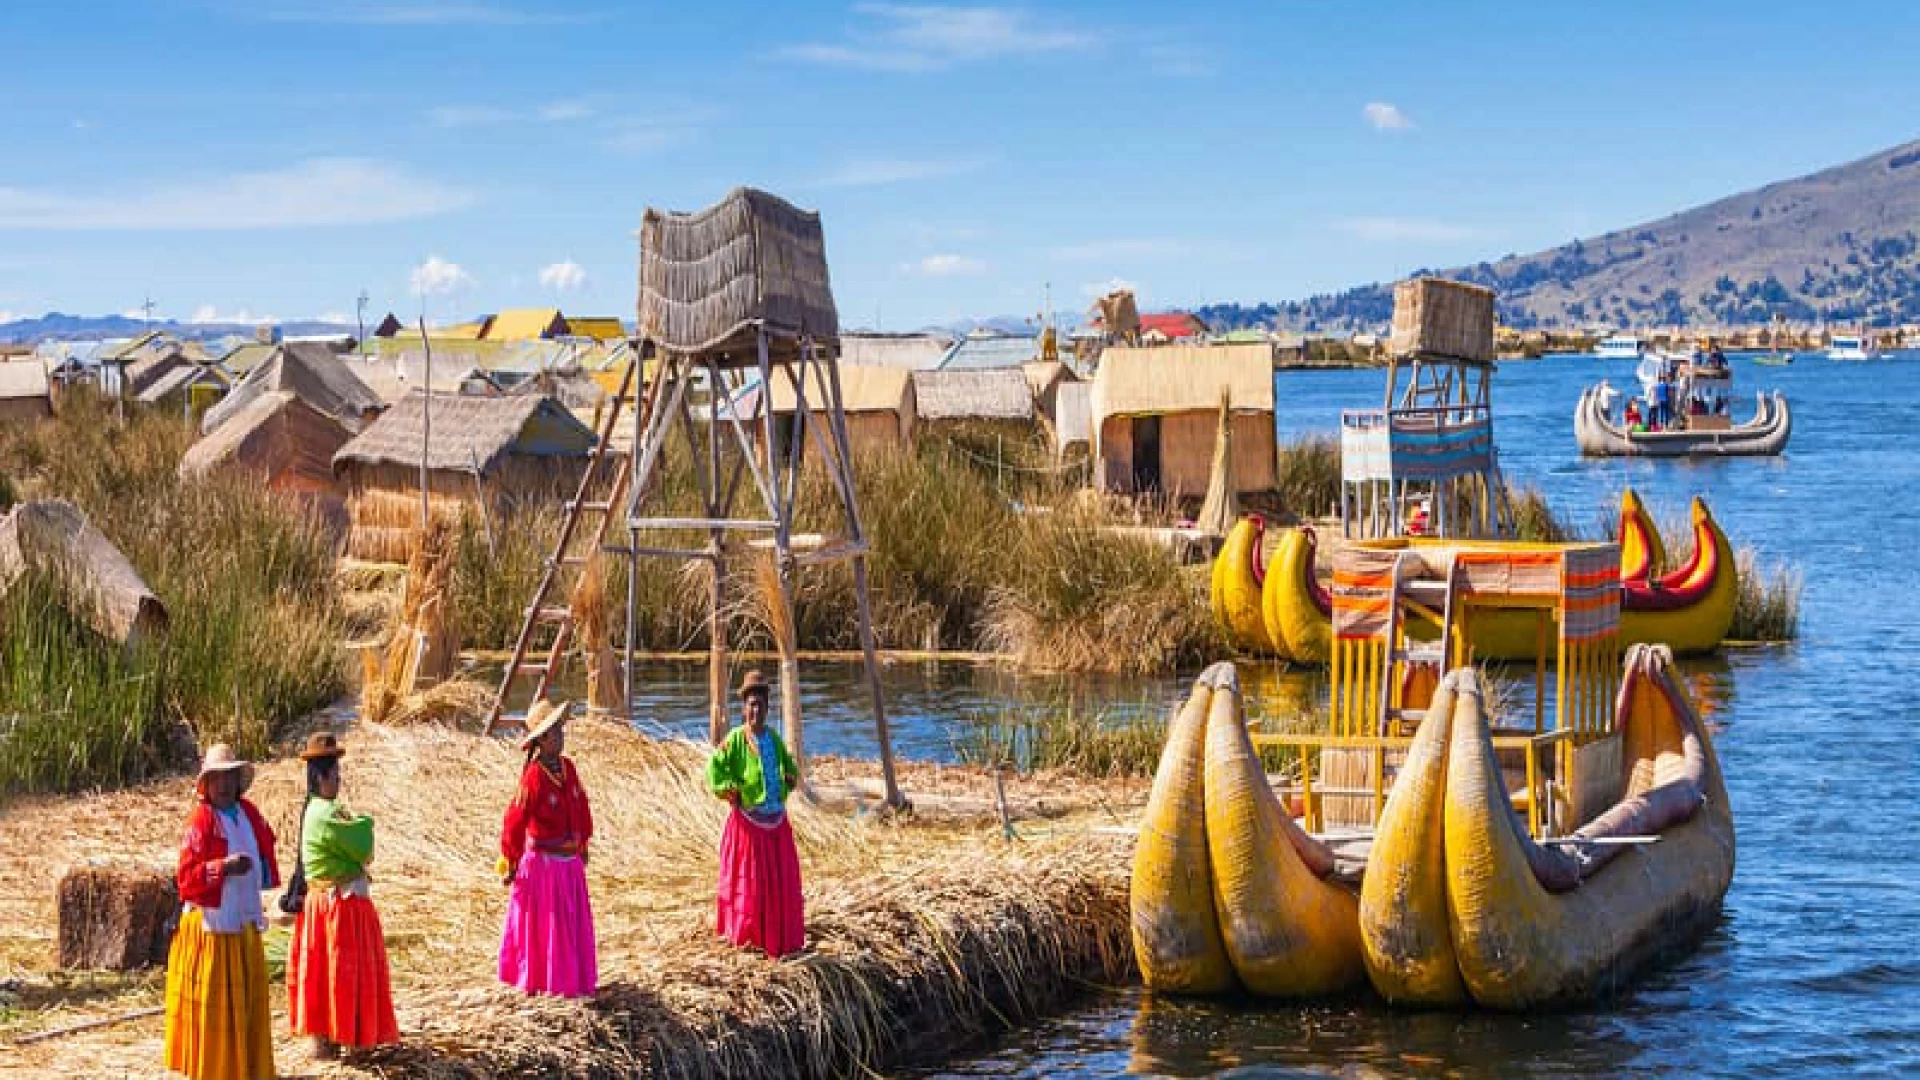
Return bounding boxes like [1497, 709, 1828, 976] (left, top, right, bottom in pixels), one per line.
[0, 159, 474, 230]
[1337, 217, 1478, 243]
[1051, 238, 1187, 261]
[818, 157, 985, 187]
[410, 255, 474, 295]
[539, 99, 593, 121]
[538, 260, 588, 291]
[120, 308, 154, 320]
[427, 105, 516, 128]
[0, 310, 17, 324]
[786, 4, 1099, 72]
[1080, 276, 1138, 299]
[315, 311, 353, 325]
[1363, 102, 1413, 131]
[902, 254, 986, 276]
[189, 305, 278, 325]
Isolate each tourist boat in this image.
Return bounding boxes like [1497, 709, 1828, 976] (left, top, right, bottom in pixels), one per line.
[1574, 365, 1791, 456]
[1827, 334, 1873, 360]
[1361, 645, 1734, 1008]
[1146, 541, 1729, 1006]
[1595, 335, 1644, 359]
[1217, 490, 1737, 662]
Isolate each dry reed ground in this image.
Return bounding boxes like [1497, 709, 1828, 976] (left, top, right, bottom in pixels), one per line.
[0, 719, 1138, 1079]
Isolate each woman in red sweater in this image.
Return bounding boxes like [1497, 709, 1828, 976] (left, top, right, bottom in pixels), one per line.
[497, 700, 597, 997]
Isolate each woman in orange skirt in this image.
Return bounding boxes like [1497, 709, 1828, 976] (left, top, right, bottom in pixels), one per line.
[286, 733, 398, 1059]
[164, 744, 280, 1080]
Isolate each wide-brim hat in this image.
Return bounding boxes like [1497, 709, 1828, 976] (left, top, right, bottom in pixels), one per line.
[737, 670, 770, 699]
[298, 731, 346, 761]
[519, 699, 573, 750]
[195, 743, 255, 796]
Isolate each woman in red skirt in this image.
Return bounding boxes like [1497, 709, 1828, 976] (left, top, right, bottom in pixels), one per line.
[286, 732, 398, 1059]
[707, 671, 805, 958]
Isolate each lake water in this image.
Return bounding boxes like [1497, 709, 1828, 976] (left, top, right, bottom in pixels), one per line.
[610, 352, 1920, 1077]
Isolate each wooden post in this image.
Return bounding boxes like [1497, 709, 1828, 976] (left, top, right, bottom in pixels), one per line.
[707, 356, 729, 745]
[820, 342, 905, 809]
[416, 318, 433, 531]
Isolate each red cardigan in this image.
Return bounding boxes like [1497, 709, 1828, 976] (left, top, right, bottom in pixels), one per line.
[176, 798, 281, 909]
[502, 756, 593, 866]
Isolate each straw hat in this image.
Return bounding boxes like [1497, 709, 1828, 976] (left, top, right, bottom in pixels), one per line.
[298, 732, 346, 761]
[737, 670, 770, 699]
[519, 699, 573, 750]
[195, 743, 255, 796]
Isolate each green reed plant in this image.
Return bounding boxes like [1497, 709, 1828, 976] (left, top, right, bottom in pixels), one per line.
[1274, 433, 1340, 521]
[953, 700, 1168, 778]
[1730, 547, 1802, 642]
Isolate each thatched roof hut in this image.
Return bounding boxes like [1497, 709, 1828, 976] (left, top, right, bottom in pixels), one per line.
[756, 363, 915, 457]
[1090, 343, 1275, 497]
[1022, 360, 1078, 423]
[201, 342, 384, 435]
[331, 391, 597, 562]
[0, 360, 53, 423]
[180, 391, 353, 506]
[638, 187, 838, 361]
[839, 332, 953, 370]
[486, 308, 568, 342]
[910, 368, 1035, 426]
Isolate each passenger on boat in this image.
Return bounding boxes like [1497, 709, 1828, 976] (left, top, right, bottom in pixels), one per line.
[164, 744, 280, 1080]
[708, 670, 806, 959]
[1650, 379, 1672, 427]
[1624, 398, 1644, 431]
[498, 701, 598, 997]
[286, 733, 398, 1059]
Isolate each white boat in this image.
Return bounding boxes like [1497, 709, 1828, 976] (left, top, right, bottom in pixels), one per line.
[1827, 334, 1873, 360]
[1595, 335, 1643, 359]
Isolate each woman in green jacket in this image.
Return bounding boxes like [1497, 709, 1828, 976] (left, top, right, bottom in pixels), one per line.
[706, 671, 804, 957]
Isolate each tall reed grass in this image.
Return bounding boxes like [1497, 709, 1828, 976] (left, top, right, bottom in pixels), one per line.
[1507, 483, 1586, 543]
[953, 700, 1168, 778]
[1273, 433, 1340, 521]
[0, 390, 346, 792]
[1730, 547, 1802, 642]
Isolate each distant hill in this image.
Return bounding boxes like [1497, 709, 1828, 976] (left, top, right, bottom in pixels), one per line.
[0, 312, 355, 345]
[1198, 137, 1920, 332]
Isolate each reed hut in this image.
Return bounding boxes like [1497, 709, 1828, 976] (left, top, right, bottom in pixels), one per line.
[1052, 380, 1092, 462]
[1022, 359, 1079, 425]
[759, 363, 915, 459]
[332, 390, 597, 562]
[0, 360, 53, 423]
[1090, 342, 1275, 497]
[0, 499, 167, 649]
[839, 331, 953, 370]
[180, 391, 353, 518]
[909, 367, 1036, 441]
[201, 342, 384, 435]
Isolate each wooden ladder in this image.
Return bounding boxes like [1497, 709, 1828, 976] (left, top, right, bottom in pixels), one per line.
[484, 345, 646, 735]
[1377, 554, 1463, 737]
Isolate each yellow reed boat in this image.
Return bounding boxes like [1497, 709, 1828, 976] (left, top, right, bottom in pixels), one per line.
[1363, 646, 1735, 1008]
[1233, 491, 1736, 661]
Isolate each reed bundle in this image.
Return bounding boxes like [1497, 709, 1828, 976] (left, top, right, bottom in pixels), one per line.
[361, 519, 461, 725]
[571, 554, 626, 719]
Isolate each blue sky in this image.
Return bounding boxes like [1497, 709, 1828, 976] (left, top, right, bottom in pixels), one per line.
[2, 0, 1917, 330]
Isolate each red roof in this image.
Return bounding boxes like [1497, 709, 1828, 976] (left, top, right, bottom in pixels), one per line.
[1139, 312, 1207, 339]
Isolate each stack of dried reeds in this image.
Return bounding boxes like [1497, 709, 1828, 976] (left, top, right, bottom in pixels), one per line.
[571, 555, 626, 720]
[1193, 392, 1238, 539]
[56, 865, 177, 970]
[362, 518, 476, 726]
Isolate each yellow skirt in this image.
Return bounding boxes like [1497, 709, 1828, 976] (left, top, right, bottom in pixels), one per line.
[163, 908, 276, 1080]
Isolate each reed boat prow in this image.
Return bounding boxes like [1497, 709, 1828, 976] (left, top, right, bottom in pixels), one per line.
[1130, 675, 1236, 994]
[1211, 516, 1282, 657]
[1262, 526, 1332, 664]
[1441, 646, 1735, 1008]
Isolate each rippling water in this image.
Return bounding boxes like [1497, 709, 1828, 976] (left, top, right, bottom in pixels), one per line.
[573, 353, 1919, 1076]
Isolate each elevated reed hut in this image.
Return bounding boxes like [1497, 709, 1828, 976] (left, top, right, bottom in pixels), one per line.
[1340, 277, 1510, 540]
[1090, 342, 1276, 498]
[201, 342, 384, 436]
[332, 390, 596, 562]
[552, 185, 907, 808]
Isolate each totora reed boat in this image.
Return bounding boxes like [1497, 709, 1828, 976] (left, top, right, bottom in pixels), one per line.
[1211, 490, 1738, 662]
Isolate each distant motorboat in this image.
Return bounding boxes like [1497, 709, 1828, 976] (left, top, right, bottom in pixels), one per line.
[1595, 335, 1643, 359]
[1827, 334, 1873, 360]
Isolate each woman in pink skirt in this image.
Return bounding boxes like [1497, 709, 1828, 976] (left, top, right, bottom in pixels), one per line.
[497, 700, 597, 996]
[706, 671, 805, 958]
